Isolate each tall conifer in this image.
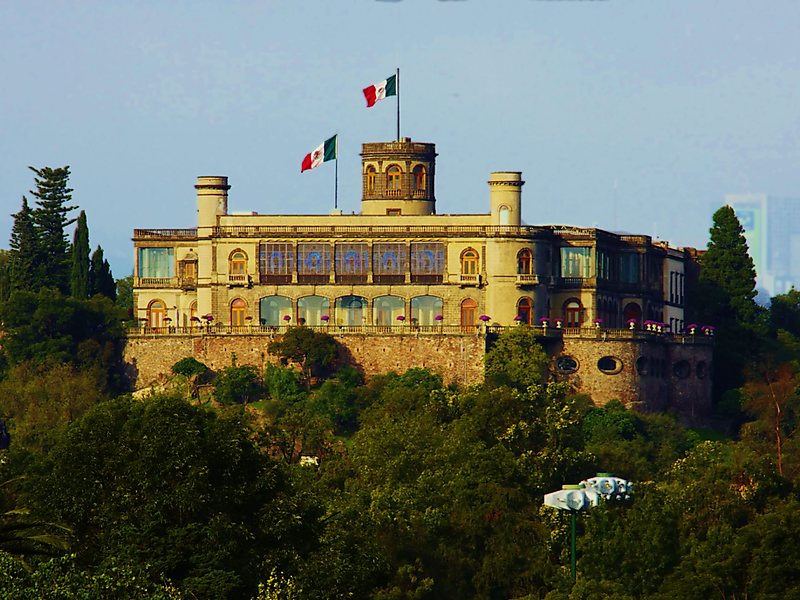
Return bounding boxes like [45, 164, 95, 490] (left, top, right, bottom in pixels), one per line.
[89, 245, 116, 301]
[29, 166, 76, 293]
[9, 196, 42, 292]
[70, 210, 90, 298]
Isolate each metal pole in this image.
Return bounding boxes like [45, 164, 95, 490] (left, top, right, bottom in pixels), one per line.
[396, 67, 400, 141]
[570, 511, 577, 583]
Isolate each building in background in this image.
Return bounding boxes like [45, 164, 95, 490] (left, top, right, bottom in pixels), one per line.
[727, 193, 800, 299]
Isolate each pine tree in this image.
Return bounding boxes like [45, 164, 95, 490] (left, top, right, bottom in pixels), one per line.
[29, 166, 76, 294]
[8, 196, 42, 292]
[70, 210, 90, 298]
[89, 245, 116, 301]
[700, 205, 759, 324]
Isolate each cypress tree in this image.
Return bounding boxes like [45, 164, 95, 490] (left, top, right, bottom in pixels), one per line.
[0, 250, 10, 302]
[89, 245, 116, 301]
[29, 165, 76, 294]
[8, 196, 42, 292]
[70, 210, 90, 298]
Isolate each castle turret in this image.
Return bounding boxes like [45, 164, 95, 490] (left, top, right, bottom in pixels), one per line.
[361, 138, 436, 215]
[196, 176, 230, 228]
[488, 171, 524, 225]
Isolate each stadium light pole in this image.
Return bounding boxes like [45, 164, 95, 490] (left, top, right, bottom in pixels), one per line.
[543, 474, 632, 583]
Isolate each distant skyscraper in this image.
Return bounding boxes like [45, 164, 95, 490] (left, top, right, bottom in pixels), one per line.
[726, 193, 800, 298]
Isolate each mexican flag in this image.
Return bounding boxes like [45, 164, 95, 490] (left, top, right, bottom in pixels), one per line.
[301, 135, 337, 173]
[363, 74, 397, 107]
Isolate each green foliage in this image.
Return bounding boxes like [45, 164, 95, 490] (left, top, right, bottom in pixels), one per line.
[484, 325, 549, 390]
[8, 197, 41, 293]
[213, 364, 263, 404]
[171, 357, 209, 379]
[27, 394, 321, 599]
[268, 327, 338, 382]
[263, 363, 306, 405]
[0, 288, 125, 392]
[115, 273, 134, 319]
[29, 166, 76, 294]
[69, 210, 90, 298]
[307, 366, 366, 435]
[89, 245, 116, 301]
[0, 250, 10, 303]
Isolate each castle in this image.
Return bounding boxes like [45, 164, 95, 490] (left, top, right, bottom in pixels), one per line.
[127, 138, 712, 415]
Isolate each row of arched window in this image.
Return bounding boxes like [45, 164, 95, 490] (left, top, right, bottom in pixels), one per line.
[365, 164, 427, 195]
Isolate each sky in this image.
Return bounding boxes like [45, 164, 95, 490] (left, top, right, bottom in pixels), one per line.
[2, 0, 800, 276]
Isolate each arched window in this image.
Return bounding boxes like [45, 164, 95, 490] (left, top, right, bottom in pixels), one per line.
[366, 165, 377, 194]
[148, 299, 166, 328]
[413, 165, 426, 192]
[460, 248, 479, 275]
[623, 302, 642, 325]
[229, 250, 247, 276]
[517, 297, 533, 325]
[411, 295, 443, 326]
[373, 295, 404, 326]
[517, 248, 532, 274]
[260, 295, 292, 326]
[387, 165, 402, 194]
[187, 301, 198, 327]
[461, 298, 477, 331]
[564, 299, 583, 327]
[298, 295, 330, 326]
[231, 298, 247, 327]
[499, 205, 510, 225]
[335, 295, 367, 326]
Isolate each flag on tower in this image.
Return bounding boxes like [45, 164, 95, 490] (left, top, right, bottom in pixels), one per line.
[301, 135, 337, 173]
[363, 74, 397, 108]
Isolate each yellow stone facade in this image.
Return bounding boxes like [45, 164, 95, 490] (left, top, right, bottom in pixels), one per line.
[133, 138, 691, 334]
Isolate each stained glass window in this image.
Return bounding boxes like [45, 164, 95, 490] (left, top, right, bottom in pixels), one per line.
[259, 243, 294, 283]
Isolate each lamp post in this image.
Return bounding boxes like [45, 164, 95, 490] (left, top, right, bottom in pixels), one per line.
[544, 474, 632, 582]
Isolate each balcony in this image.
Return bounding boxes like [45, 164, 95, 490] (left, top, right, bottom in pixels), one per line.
[515, 274, 539, 287]
[228, 274, 248, 286]
[179, 277, 196, 290]
[458, 273, 481, 287]
[136, 277, 177, 288]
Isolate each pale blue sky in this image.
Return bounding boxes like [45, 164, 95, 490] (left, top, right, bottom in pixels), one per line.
[2, 0, 799, 275]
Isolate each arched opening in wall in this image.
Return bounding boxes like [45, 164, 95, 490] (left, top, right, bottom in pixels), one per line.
[636, 356, 649, 376]
[564, 299, 583, 328]
[148, 299, 166, 329]
[516, 297, 533, 325]
[461, 298, 477, 331]
[673, 360, 691, 379]
[229, 249, 247, 278]
[413, 165, 426, 193]
[185, 301, 197, 328]
[336, 295, 367, 326]
[260, 295, 291, 326]
[411, 295, 443, 326]
[598, 356, 623, 375]
[623, 302, 642, 325]
[365, 165, 377, 194]
[386, 165, 402, 196]
[373, 295, 404, 326]
[460, 248, 479, 275]
[517, 248, 532, 274]
[556, 356, 579, 374]
[230, 298, 247, 327]
[499, 205, 510, 225]
[696, 361, 707, 379]
[298, 295, 330, 326]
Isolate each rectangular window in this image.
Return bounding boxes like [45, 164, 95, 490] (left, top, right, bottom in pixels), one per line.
[138, 247, 174, 278]
[297, 243, 331, 283]
[410, 242, 445, 283]
[619, 253, 640, 284]
[596, 249, 611, 280]
[335, 243, 369, 283]
[373, 243, 407, 284]
[259, 243, 294, 284]
[560, 247, 591, 278]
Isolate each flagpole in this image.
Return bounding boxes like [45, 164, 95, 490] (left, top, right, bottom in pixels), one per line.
[334, 134, 339, 210]
[396, 67, 400, 141]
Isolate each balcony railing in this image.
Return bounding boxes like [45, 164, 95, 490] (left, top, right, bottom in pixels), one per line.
[458, 273, 481, 286]
[515, 274, 539, 286]
[212, 224, 547, 239]
[133, 228, 197, 240]
[135, 277, 177, 288]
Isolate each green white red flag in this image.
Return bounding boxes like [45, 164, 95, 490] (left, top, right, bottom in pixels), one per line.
[301, 135, 337, 172]
[363, 74, 397, 108]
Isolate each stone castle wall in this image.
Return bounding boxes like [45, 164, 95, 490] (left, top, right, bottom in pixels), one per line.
[123, 332, 486, 389]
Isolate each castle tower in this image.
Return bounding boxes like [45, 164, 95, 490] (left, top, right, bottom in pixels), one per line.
[488, 171, 523, 225]
[361, 138, 437, 215]
[195, 176, 230, 318]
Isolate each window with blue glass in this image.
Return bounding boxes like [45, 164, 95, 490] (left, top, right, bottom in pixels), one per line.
[138, 248, 174, 278]
[560, 247, 591, 278]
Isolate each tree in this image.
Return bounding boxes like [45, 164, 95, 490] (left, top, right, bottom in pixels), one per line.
[89, 245, 116, 300]
[699, 205, 759, 324]
[29, 166, 76, 294]
[268, 328, 338, 383]
[214, 364, 263, 404]
[115, 273, 134, 319]
[8, 197, 41, 293]
[484, 325, 550, 390]
[28, 394, 322, 599]
[0, 250, 10, 302]
[69, 210, 90, 298]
